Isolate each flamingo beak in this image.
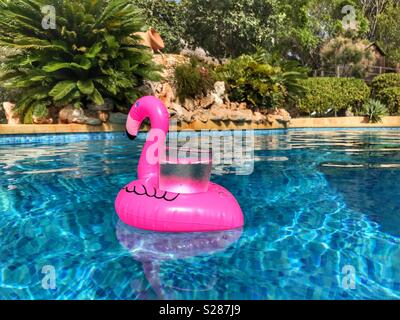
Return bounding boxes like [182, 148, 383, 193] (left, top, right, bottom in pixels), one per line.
[125, 129, 136, 140]
[126, 113, 140, 141]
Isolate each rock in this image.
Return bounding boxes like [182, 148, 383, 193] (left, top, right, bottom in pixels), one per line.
[98, 111, 109, 123]
[183, 98, 195, 112]
[3, 102, 20, 124]
[85, 117, 102, 126]
[87, 98, 114, 112]
[267, 114, 276, 124]
[85, 110, 109, 123]
[152, 82, 164, 95]
[193, 109, 209, 123]
[238, 102, 247, 110]
[194, 47, 208, 60]
[59, 105, 86, 124]
[240, 109, 253, 122]
[180, 47, 220, 66]
[229, 102, 239, 110]
[209, 114, 224, 121]
[253, 111, 267, 124]
[197, 113, 209, 123]
[159, 83, 175, 108]
[198, 95, 214, 109]
[59, 105, 102, 126]
[184, 111, 194, 123]
[266, 114, 275, 124]
[227, 110, 242, 121]
[267, 108, 291, 124]
[168, 109, 176, 116]
[32, 115, 53, 124]
[227, 109, 252, 122]
[276, 108, 291, 119]
[168, 103, 184, 117]
[180, 109, 193, 123]
[137, 80, 155, 96]
[109, 112, 127, 124]
[211, 81, 226, 106]
[210, 104, 229, 121]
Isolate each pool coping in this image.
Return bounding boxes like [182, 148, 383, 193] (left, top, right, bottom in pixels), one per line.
[1, 116, 400, 135]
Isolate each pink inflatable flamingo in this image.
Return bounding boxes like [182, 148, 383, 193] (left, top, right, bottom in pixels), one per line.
[114, 96, 244, 232]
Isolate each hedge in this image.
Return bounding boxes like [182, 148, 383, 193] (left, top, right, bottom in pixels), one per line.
[376, 87, 400, 114]
[371, 73, 400, 95]
[296, 77, 370, 116]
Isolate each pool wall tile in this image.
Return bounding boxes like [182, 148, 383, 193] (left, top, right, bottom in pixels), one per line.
[2, 127, 400, 145]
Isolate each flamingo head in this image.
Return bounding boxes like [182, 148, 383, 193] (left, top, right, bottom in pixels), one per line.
[125, 96, 169, 140]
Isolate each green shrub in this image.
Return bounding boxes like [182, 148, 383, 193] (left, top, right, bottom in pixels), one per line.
[0, 47, 22, 104]
[0, 0, 161, 123]
[0, 87, 22, 103]
[297, 77, 370, 116]
[0, 86, 9, 103]
[376, 87, 400, 114]
[371, 74, 400, 114]
[362, 99, 387, 123]
[371, 73, 400, 95]
[216, 51, 307, 108]
[174, 57, 214, 101]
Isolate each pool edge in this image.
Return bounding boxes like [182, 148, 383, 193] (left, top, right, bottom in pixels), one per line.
[2, 116, 400, 136]
[2, 116, 400, 145]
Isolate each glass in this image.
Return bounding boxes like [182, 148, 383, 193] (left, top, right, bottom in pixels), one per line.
[159, 147, 212, 194]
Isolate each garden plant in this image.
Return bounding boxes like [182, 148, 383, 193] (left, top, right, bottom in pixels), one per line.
[0, 0, 161, 123]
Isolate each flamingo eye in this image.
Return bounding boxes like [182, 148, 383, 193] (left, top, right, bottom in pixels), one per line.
[135, 102, 140, 108]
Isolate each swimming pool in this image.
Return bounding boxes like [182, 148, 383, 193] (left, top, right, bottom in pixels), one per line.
[1, 129, 399, 300]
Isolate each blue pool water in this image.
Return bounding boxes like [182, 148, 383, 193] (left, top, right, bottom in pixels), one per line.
[1, 129, 400, 300]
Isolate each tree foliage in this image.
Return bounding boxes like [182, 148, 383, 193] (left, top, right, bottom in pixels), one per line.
[129, 0, 400, 68]
[375, 2, 400, 66]
[131, 0, 186, 53]
[184, 0, 276, 58]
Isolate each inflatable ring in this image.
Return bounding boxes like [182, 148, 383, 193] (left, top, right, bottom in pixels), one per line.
[115, 96, 244, 232]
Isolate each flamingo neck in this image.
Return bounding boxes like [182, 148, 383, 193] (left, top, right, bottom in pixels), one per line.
[137, 127, 167, 182]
